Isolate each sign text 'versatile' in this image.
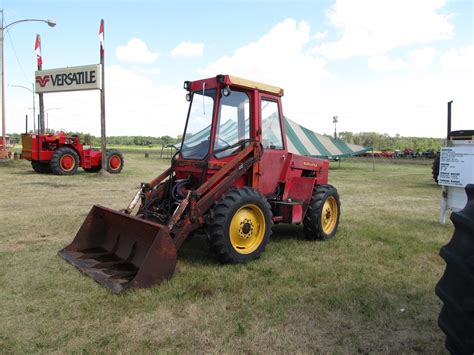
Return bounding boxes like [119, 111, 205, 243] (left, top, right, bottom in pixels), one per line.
[35, 64, 102, 93]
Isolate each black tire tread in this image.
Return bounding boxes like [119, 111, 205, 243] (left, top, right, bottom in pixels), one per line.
[50, 146, 79, 175]
[106, 149, 124, 174]
[303, 184, 340, 240]
[31, 161, 51, 174]
[208, 187, 272, 264]
[435, 184, 474, 354]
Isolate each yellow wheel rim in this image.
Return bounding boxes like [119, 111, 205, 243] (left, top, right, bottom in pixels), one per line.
[321, 196, 338, 235]
[229, 204, 266, 255]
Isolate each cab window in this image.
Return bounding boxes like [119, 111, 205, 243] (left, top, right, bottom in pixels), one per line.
[213, 90, 250, 158]
[261, 99, 284, 149]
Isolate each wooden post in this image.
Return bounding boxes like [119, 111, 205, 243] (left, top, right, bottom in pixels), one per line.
[372, 148, 376, 171]
[99, 19, 108, 174]
[36, 35, 45, 134]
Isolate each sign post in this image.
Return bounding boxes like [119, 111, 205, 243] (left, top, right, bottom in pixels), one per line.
[99, 19, 107, 175]
[33, 20, 109, 175]
[35, 35, 45, 133]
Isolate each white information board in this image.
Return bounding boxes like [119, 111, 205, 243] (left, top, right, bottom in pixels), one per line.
[438, 147, 474, 187]
[35, 64, 102, 93]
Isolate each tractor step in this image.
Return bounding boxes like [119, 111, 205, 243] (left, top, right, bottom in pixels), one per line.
[269, 200, 304, 224]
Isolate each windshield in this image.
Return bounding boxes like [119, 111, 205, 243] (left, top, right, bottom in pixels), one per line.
[214, 90, 250, 159]
[181, 89, 216, 160]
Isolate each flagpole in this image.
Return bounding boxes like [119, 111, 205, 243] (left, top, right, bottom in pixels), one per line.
[99, 19, 108, 174]
[36, 34, 45, 134]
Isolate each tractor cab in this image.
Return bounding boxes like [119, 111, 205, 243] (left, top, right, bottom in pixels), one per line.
[177, 75, 291, 196]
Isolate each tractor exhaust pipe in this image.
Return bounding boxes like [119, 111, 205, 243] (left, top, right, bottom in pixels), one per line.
[447, 100, 453, 142]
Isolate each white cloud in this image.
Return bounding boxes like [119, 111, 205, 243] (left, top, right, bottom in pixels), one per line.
[368, 55, 406, 71]
[368, 47, 438, 71]
[440, 46, 474, 72]
[408, 47, 439, 66]
[7, 65, 188, 137]
[116, 38, 159, 64]
[5, 15, 472, 140]
[199, 18, 328, 126]
[198, 17, 471, 138]
[131, 66, 161, 75]
[313, 31, 328, 40]
[318, 0, 453, 59]
[171, 41, 204, 58]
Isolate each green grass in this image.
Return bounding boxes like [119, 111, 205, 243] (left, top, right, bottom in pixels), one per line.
[0, 155, 450, 353]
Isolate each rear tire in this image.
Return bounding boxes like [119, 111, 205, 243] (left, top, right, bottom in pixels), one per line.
[432, 154, 440, 183]
[50, 147, 79, 175]
[106, 149, 124, 174]
[208, 187, 272, 264]
[31, 161, 51, 174]
[303, 184, 341, 240]
[436, 185, 474, 355]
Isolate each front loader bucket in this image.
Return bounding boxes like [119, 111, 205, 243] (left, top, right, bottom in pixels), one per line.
[59, 205, 177, 293]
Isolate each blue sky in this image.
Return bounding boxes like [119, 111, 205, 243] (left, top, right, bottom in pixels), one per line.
[2, 0, 473, 137]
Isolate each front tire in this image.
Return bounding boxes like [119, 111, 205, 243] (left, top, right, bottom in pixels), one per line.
[208, 187, 272, 264]
[106, 149, 124, 174]
[50, 147, 79, 175]
[304, 184, 341, 240]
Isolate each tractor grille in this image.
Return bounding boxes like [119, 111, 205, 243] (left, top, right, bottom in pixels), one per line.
[21, 134, 32, 150]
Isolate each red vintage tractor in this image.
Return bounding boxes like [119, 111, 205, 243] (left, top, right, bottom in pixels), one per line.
[21, 131, 123, 175]
[59, 75, 341, 293]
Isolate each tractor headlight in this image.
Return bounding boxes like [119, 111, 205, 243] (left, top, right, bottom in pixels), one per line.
[186, 93, 191, 102]
[222, 85, 231, 97]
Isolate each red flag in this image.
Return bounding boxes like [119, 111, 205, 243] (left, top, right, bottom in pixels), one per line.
[35, 35, 42, 67]
[99, 19, 104, 59]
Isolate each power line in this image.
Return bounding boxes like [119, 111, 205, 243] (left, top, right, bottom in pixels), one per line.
[6, 28, 31, 84]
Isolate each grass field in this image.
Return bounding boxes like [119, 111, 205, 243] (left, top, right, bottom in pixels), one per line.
[0, 153, 451, 353]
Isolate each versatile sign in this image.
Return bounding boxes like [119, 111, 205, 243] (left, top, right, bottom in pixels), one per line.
[35, 64, 102, 93]
[438, 147, 474, 187]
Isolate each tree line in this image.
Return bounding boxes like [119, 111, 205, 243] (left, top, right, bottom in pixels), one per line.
[337, 132, 444, 152]
[8, 132, 180, 147]
[8, 131, 443, 152]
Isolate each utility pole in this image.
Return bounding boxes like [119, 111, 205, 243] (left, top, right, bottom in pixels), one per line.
[36, 34, 45, 133]
[0, 10, 55, 148]
[333, 115, 338, 140]
[99, 19, 108, 175]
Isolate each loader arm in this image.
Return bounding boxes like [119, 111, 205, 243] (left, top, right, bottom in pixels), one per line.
[171, 142, 261, 248]
[58, 142, 260, 293]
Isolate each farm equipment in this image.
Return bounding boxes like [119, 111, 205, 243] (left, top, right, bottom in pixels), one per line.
[59, 75, 341, 293]
[21, 131, 123, 175]
[0, 135, 13, 160]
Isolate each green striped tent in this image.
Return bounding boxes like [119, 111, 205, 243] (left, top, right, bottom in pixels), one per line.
[283, 117, 370, 159]
[180, 117, 370, 159]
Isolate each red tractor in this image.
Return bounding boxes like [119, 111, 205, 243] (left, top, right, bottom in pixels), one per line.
[21, 131, 123, 175]
[59, 75, 341, 293]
